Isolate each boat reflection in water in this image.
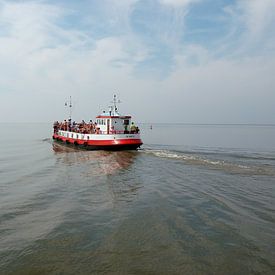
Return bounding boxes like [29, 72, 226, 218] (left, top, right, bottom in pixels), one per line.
[52, 143, 143, 203]
[52, 142, 138, 176]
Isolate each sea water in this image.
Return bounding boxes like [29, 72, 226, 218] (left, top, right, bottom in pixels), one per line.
[0, 123, 275, 274]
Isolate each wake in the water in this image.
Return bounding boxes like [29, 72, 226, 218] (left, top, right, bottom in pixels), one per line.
[140, 148, 275, 176]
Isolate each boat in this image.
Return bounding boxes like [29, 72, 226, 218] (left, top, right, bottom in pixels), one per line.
[52, 95, 143, 150]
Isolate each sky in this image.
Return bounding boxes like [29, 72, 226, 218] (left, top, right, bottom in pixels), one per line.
[0, 0, 275, 123]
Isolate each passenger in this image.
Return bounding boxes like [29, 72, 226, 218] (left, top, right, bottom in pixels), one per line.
[130, 122, 136, 133]
[91, 124, 95, 134]
[68, 119, 72, 131]
[53, 121, 59, 133]
[64, 119, 67, 131]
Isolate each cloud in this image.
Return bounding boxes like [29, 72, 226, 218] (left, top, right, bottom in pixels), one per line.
[0, 0, 149, 122]
[160, 0, 199, 7]
[0, 0, 274, 124]
[219, 0, 275, 57]
[240, 0, 275, 35]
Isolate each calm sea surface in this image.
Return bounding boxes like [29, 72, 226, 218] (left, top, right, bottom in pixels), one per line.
[0, 123, 275, 274]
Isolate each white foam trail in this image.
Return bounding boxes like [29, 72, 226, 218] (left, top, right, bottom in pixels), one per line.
[141, 149, 274, 175]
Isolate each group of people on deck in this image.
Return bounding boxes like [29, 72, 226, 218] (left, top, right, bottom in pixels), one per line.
[53, 120, 97, 134]
[53, 119, 139, 134]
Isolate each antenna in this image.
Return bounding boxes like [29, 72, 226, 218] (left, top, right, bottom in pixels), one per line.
[111, 94, 121, 113]
[65, 96, 73, 120]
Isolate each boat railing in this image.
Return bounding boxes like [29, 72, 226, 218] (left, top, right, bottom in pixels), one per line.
[97, 130, 138, 135]
[57, 129, 139, 136]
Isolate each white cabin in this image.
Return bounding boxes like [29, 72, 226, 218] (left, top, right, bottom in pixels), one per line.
[95, 112, 131, 134]
[93, 95, 134, 134]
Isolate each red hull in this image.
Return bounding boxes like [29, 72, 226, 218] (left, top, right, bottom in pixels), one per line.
[53, 134, 142, 150]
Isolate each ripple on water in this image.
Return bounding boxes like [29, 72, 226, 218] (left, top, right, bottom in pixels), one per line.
[1, 126, 275, 274]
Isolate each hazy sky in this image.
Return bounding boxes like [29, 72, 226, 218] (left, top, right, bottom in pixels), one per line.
[0, 0, 274, 123]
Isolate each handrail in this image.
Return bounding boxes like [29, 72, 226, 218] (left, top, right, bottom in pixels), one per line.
[58, 130, 140, 135]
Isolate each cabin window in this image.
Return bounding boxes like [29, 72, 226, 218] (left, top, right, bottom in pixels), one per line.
[71, 134, 73, 138]
[87, 136, 89, 140]
[124, 119, 129, 125]
[76, 134, 79, 139]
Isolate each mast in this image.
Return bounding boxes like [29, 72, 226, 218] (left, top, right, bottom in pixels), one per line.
[69, 96, 72, 120]
[113, 94, 117, 111]
[65, 96, 73, 120]
[110, 94, 121, 115]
